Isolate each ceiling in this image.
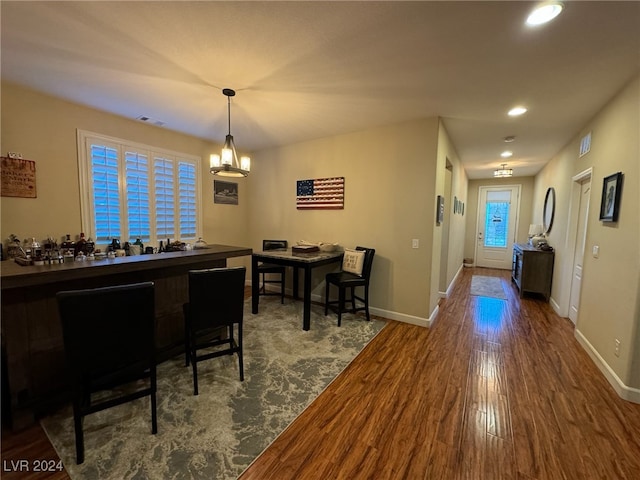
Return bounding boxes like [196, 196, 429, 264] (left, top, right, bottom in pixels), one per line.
[2, 1, 639, 179]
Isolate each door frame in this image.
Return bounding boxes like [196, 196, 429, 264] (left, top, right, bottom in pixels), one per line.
[474, 184, 521, 269]
[559, 167, 593, 318]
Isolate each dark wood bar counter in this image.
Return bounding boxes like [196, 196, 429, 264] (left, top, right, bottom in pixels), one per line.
[1, 244, 251, 429]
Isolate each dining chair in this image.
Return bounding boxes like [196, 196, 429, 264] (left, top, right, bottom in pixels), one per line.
[183, 266, 246, 395]
[258, 239, 288, 304]
[324, 247, 376, 326]
[57, 282, 157, 464]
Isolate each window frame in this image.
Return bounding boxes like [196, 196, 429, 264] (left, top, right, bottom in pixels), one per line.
[77, 129, 202, 248]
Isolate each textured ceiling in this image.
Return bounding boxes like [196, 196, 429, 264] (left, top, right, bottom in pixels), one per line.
[2, 1, 639, 178]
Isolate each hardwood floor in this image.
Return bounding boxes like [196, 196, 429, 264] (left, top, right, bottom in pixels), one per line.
[240, 268, 640, 480]
[3, 269, 640, 479]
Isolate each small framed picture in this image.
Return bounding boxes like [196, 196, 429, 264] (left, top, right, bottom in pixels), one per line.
[599, 172, 623, 222]
[214, 180, 239, 205]
[436, 195, 444, 225]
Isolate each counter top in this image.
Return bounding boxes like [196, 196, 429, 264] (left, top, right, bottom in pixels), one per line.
[1, 244, 252, 290]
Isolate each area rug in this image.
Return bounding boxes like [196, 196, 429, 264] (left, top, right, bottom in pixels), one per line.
[470, 275, 507, 300]
[41, 298, 385, 480]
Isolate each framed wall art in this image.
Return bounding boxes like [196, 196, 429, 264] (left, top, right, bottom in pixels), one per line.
[436, 195, 444, 225]
[296, 177, 344, 210]
[599, 172, 622, 222]
[214, 180, 238, 205]
[1, 156, 37, 198]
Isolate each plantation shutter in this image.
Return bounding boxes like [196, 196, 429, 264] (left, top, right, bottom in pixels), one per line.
[91, 144, 121, 242]
[154, 156, 175, 239]
[178, 161, 197, 239]
[78, 130, 201, 247]
[125, 150, 150, 242]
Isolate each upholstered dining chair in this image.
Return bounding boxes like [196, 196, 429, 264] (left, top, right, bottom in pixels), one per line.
[183, 266, 246, 395]
[56, 282, 158, 464]
[257, 239, 288, 304]
[324, 247, 376, 326]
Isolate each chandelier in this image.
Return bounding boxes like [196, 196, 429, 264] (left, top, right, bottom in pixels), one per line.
[494, 163, 513, 178]
[210, 88, 251, 177]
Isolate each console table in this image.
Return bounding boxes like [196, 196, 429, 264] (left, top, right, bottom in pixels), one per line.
[511, 243, 554, 301]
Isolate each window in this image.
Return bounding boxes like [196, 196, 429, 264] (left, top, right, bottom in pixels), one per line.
[483, 190, 511, 248]
[78, 130, 202, 247]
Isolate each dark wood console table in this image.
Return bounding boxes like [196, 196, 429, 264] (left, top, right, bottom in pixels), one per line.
[511, 243, 554, 301]
[1, 244, 251, 429]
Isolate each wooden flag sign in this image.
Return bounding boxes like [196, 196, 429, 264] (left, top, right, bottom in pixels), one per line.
[296, 177, 344, 210]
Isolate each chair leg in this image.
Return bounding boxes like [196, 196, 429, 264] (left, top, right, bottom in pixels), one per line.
[150, 365, 158, 434]
[191, 350, 199, 396]
[184, 304, 190, 367]
[350, 286, 357, 313]
[325, 283, 330, 316]
[280, 270, 285, 304]
[73, 403, 84, 464]
[364, 286, 371, 321]
[228, 325, 235, 355]
[338, 287, 345, 327]
[238, 323, 244, 381]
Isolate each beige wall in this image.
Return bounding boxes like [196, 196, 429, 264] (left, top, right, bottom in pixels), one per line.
[533, 75, 639, 394]
[248, 117, 453, 323]
[1, 82, 468, 325]
[464, 176, 535, 263]
[436, 120, 468, 297]
[0, 82, 251, 268]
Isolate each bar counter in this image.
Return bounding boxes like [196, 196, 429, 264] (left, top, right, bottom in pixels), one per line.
[1, 244, 251, 429]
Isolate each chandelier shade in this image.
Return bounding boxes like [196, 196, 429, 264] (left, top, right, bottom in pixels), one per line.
[210, 88, 250, 178]
[493, 163, 513, 178]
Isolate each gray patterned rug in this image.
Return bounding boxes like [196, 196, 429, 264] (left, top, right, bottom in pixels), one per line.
[41, 298, 385, 479]
[470, 275, 507, 300]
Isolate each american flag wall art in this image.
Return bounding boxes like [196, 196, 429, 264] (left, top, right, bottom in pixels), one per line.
[296, 177, 345, 209]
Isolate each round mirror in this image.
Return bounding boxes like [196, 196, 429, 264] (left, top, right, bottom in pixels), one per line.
[543, 187, 556, 234]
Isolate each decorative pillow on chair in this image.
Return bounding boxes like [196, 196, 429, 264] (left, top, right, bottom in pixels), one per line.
[342, 248, 365, 276]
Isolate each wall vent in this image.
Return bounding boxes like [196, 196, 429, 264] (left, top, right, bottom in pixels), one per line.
[136, 115, 166, 127]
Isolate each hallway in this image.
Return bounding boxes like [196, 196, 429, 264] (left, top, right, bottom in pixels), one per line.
[241, 267, 640, 479]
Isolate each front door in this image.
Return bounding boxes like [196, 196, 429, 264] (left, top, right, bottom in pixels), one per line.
[475, 185, 520, 269]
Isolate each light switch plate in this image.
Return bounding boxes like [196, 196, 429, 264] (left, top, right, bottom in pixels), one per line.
[592, 245, 599, 258]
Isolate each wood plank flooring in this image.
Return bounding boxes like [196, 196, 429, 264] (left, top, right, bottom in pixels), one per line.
[3, 269, 640, 479]
[240, 268, 640, 480]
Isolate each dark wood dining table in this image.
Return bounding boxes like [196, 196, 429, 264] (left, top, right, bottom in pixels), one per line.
[251, 249, 344, 330]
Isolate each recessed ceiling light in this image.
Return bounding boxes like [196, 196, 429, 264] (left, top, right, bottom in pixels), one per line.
[508, 106, 528, 117]
[503, 135, 516, 143]
[501, 151, 513, 158]
[526, 1, 564, 26]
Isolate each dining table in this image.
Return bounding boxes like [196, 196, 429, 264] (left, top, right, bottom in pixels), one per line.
[251, 249, 344, 330]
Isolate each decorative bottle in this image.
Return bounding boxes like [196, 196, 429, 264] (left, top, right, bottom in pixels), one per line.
[61, 234, 75, 256]
[75, 232, 87, 256]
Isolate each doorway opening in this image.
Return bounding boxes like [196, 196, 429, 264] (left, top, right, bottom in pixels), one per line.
[565, 168, 592, 322]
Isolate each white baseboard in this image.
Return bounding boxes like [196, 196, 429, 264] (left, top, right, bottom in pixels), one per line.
[575, 329, 640, 404]
[438, 263, 464, 299]
[370, 305, 436, 328]
[253, 284, 436, 328]
[549, 296, 561, 316]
